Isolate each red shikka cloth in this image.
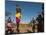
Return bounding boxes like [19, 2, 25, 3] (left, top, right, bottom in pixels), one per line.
[16, 17, 20, 23]
[7, 23, 12, 28]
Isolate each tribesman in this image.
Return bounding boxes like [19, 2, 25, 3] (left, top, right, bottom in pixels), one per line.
[16, 5, 22, 33]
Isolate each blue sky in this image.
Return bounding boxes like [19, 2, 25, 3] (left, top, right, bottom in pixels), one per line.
[5, 1, 43, 23]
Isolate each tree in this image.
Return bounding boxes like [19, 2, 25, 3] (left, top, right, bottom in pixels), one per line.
[36, 3, 44, 32]
[36, 11, 44, 32]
